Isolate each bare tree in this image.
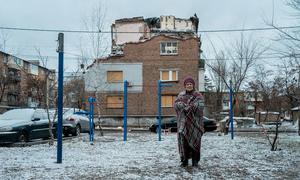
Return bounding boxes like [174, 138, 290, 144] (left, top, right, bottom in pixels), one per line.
[248, 65, 288, 151]
[0, 30, 9, 52]
[78, 2, 109, 136]
[266, 0, 300, 135]
[80, 2, 108, 68]
[204, 51, 227, 119]
[64, 75, 85, 109]
[0, 31, 10, 104]
[32, 48, 58, 145]
[206, 33, 267, 116]
[0, 60, 9, 104]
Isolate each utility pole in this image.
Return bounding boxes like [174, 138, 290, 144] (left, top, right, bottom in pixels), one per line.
[57, 33, 64, 163]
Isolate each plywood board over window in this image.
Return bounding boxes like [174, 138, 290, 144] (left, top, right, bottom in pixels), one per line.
[107, 71, 123, 83]
[107, 96, 124, 108]
[162, 95, 177, 107]
[160, 70, 178, 81]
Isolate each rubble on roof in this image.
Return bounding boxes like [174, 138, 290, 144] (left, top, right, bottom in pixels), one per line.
[145, 17, 160, 29]
[115, 16, 144, 23]
[109, 14, 200, 56]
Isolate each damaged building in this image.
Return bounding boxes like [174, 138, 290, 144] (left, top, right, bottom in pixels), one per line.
[111, 15, 199, 54]
[85, 14, 204, 127]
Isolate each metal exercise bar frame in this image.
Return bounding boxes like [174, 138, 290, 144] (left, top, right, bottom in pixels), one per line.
[57, 33, 64, 164]
[229, 80, 234, 140]
[157, 81, 174, 141]
[88, 97, 96, 145]
[123, 80, 128, 141]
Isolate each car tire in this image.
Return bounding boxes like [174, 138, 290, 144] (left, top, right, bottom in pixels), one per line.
[19, 131, 29, 143]
[63, 132, 69, 137]
[72, 125, 81, 136]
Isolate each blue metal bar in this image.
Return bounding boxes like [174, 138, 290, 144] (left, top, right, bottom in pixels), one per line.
[88, 97, 95, 144]
[160, 84, 174, 87]
[229, 81, 234, 140]
[57, 33, 64, 163]
[123, 80, 128, 141]
[157, 80, 162, 141]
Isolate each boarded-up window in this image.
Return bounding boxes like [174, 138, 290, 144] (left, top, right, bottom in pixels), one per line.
[162, 95, 177, 107]
[160, 70, 178, 81]
[107, 96, 124, 108]
[107, 71, 123, 82]
[161, 71, 169, 81]
[172, 71, 176, 81]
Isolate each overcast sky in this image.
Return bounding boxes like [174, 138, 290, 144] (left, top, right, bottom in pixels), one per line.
[0, 0, 297, 72]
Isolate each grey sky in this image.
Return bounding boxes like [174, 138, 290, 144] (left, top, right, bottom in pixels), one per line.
[0, 0, 296, 71]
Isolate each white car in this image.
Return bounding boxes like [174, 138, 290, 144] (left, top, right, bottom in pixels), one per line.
[219, 116, 256, 133]
[50, 108, 94, 137]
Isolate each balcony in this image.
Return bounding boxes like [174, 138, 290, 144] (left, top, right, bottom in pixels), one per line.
[6, 92, 19, 106]
[7, 100, 19, 106]
[8, 74, 22, 83]
[7, 88, 21, 95]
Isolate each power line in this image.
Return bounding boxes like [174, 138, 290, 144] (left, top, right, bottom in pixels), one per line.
[0, 25, 300, 34]
[18, 53, 296, 61]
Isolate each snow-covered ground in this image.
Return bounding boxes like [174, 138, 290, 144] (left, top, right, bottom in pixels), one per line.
[0, 131, 299, 180]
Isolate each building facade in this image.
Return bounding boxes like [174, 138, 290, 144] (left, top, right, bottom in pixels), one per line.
[0, 51, 56, 113]
[85, 15, 203, 127]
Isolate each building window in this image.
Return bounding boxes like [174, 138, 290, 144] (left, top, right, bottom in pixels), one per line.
[223, 100, 229, 108]
[107, 71, 123, 83]
[162, 95, 177, 107]
[107, 96, 124, 108]
[160, 41, 178, 55]
[3, 55, 8, 64]
[30, 64, 39, 75]
[14, 57, 23, 67]
[160, 70, 178, 81]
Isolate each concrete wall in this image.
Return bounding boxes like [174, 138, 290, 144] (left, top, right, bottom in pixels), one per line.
[175, 18, 194, 31]
[85, 63, 143, 92]
[113, 21, 148, 45]
[198, 68, 205, 92]
[98, 116, 175, 127]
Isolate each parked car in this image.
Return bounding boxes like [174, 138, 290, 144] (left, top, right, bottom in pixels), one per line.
[59, 108, 93, 137]
[0, 108, 55, 144]
[219, 116, 256, 134]
[149, 116, 217, 133]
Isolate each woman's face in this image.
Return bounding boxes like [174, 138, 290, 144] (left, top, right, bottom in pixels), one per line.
[185, 82, 194, 92]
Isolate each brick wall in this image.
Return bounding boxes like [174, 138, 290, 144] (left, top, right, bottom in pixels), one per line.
[88, 35, 201, 117]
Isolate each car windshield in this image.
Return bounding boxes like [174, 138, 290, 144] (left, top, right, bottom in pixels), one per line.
[63, 108, 79, 117]
[0, 109, 34, 120]
[49, 108, 82, 118]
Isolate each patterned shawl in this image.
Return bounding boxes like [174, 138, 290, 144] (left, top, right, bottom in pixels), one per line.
[174, 90, 205, 159]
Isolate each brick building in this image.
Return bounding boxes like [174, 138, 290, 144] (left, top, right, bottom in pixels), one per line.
[0, 51, 56, 113]
[85, 15, 203, 127]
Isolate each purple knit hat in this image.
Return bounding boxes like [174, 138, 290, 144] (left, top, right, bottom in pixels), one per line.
[183, 76, 195, 86]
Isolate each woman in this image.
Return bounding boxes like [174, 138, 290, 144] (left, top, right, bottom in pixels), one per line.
[174, 76, 205, 167]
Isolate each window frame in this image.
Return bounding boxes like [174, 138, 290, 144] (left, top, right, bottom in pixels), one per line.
[161, 95, 177, 108]
[160, 70, 178, 82]
[30, 64, 39, 75]
[13, 57, 23, 67]
[160, 41, 178, 55]
[106, 95, 124, 109]
[106, 71, 123, 83]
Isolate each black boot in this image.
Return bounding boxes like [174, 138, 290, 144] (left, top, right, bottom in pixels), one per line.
[181, 160, 188, 167]
[192, 160, 198, 167]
